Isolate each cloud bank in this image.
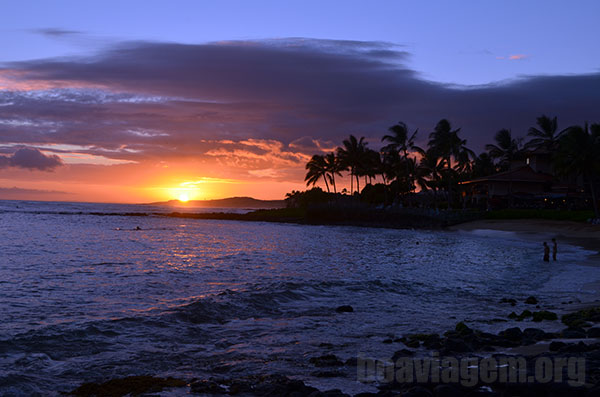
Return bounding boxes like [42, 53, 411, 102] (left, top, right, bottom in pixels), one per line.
[0, 38, 599, 179]
[0, 147, 63, 170]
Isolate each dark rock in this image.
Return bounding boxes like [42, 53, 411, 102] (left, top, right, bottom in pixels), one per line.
[562, 306, 600, 327]
[402, 386, 433, 397]
[549, 341, 567, 351]
[442, 337, 472, 353]
[561, 327, 587, 339]
[71, 376, 187, 397]
[252, 374, 319, 396]
[588, 327, 600, 338]
[309, 389, 350, 397]
[423, 334, 442, 349]
[344, 357, 358, 367]
[433, 384, 462, 397]
[190, 379, 227, 394]
[319, 342, 334, 349]
[227, 379, 253, 395]
[525, 296, 538, 304]
[391, 348, 415, 361]
[499, 327, 523, 341]
[310, 370, 345, 378]
[309, 354, 344, 367]
[382, 338, 394, 344]
[500, 298, 517, 306]
[464, 390, 500, 397]
[501, 383, 586, 397]
[568, 319, 592, 328]
[523, 327, 551, 341]
[455, 322, 472, 335]
[335, 305, 354, 313]
[405, 339, 421, 348]
[559, 341, 594, 353]
[532, 310, 558, 322]
[508, 310, 532, 321]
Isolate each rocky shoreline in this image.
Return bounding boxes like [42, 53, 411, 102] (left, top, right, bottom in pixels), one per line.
[68, 300, 600, 397]
[163, 206, 482, 229]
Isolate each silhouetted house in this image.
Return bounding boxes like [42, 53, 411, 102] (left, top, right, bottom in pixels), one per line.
[460, 165, 554, 206]
[523, 147, 580, 194]
[524, 147, 553, 174]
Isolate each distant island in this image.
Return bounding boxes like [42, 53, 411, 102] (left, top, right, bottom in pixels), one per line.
[149, 196, 286, 209]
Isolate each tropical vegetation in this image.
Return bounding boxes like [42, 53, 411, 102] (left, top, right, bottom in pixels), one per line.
[300, 115, 600, 218]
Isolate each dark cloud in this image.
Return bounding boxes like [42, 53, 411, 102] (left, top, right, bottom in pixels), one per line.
[0, 147, 63, 171]
[33, 28, 83, 37]
[0, 38, 599, 166]
[0, 186, 69, 195]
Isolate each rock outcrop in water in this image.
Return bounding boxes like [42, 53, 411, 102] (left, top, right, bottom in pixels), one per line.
[70, 375, 187, 396]
[69, 304, 600, 396]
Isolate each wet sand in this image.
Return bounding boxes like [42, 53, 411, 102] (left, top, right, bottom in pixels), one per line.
[450, 219, 600, 256]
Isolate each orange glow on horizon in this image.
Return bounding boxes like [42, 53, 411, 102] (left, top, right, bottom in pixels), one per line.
[178, 192, 189, 202]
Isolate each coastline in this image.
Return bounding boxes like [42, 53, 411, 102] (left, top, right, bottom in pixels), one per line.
[451, 218, 600, 314]
[449, 218, 600, 259]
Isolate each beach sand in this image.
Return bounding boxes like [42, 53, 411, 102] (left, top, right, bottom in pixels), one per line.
[450, 219, 600, 256]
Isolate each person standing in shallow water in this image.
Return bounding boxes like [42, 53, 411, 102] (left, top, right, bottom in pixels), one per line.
[552, 238, 557, 261]
[543, 242, 550, 262]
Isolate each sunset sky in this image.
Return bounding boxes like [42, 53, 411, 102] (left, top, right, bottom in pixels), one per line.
[1, 0, 599, 203]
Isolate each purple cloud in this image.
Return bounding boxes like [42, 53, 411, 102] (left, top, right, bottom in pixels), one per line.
[0, 147, 63, 171]
[0, 38, 599, 165]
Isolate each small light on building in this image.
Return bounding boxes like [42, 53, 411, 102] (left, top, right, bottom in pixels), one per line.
[526, 157, 530, 165]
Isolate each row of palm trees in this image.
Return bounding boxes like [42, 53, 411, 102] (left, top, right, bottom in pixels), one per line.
[304, 116, 600, 215]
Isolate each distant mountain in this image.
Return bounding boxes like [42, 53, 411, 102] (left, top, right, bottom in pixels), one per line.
[149, 196, 286, 209]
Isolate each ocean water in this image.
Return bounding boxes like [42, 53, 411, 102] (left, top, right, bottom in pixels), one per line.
[0, 200, 597, 395]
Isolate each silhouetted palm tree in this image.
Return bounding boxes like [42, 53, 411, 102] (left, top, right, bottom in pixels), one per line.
[382, 122, 418, 155]
[472, 153, 496, 178]
[554, 123, 600, 218]
[382, 121, 419, 195]
[415, 147, 445, 208]
[323, 152, 342, 194]
[337, 135, 367, 194]
[485, 129, 524, 207]
[485, 129, 523, 171]
[526, 115, 568, 152]
[305, 154, 330, 192]
[428, 119, 474, 208]
[359, 148, 381, 186]
[380, 148, 400, 186]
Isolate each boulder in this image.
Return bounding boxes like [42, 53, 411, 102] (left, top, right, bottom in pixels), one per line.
[525, 296, 538, 304]
[309, 354, 344, 367]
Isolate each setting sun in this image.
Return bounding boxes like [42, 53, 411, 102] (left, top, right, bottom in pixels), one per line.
[178, 192, 190, 202]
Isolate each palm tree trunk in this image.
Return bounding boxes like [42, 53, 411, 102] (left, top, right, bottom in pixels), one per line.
[508, 176, 514, 208]
[446, 157, 452, 210]
[404, 149, 411, 194]
[589, 175, 599, 218]
[356, 174, 360, 194]
[323, 173, 330, 193]
[350, 170, 354, 194]
[331, 173, 337, 194]
[381, 174, 388, 204]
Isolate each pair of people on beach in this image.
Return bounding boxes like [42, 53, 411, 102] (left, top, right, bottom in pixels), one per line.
[543, 238, 557, 262]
